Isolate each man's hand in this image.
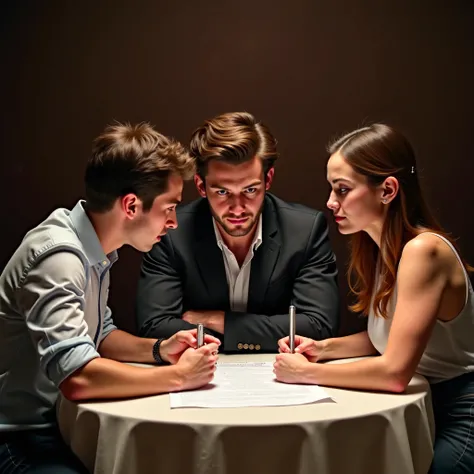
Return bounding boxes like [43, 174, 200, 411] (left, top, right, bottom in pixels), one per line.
[173, 343, 220, 391]
[160, 329, 221, 365]
[273, 353, 313, 384]
[183, 310, 225, 334]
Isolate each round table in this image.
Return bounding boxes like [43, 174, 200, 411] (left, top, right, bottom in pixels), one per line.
[58, 354, 435, 474]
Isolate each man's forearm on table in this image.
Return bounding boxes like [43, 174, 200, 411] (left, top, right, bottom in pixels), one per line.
[60, 357, 182, 401]
[99, 329, 156, 363]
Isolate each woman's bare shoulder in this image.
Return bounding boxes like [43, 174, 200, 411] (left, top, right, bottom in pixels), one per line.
[401, 233, 455, 272]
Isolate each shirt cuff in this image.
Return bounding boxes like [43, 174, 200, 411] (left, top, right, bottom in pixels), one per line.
[44, 337, 100, 387]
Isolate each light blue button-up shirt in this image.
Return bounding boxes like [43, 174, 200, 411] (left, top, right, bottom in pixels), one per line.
[0, 201, 118, 430]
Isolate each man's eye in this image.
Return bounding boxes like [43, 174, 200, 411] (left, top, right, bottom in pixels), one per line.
[245, 187, 257, 194]
[216, 190, 228, 196]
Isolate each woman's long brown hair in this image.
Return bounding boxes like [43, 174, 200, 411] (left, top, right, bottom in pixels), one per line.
[328, 124, 471, 318]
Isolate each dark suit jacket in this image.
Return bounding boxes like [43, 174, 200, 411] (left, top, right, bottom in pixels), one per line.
[136, 193, 340, 353]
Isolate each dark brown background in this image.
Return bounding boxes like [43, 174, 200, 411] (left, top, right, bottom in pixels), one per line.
[1, 0, 473, 336]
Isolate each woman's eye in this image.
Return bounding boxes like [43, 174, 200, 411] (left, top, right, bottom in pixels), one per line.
[337, 188, 349, 195]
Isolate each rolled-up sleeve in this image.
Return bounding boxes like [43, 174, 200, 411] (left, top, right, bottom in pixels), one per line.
[101, 306, 117, 341]
[17, 250, 100, 387]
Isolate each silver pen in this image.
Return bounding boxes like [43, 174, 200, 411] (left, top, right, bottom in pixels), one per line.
[289, 305, 296, 353]
[197, 323, 204, 348]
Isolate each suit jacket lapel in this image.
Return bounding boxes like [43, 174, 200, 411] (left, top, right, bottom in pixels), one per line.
[193, 201, 230, 309]
[248, 196, 281, 310]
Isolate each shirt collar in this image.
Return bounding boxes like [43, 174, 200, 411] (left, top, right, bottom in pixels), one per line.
[69, 200, 118, 266]
[213, 214, 263, 252]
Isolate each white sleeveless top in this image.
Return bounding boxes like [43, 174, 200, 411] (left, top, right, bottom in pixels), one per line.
[367, 233, 474, 383]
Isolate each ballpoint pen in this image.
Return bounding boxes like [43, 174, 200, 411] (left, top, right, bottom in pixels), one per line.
[289, 305, 296, 353]
[197, 323, 204, 348]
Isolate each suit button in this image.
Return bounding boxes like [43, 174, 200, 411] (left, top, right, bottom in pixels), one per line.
[243, 343, 249, 349]
[249, 344, 255, 350]
[255, 344, 261, 351]
[237, 343, 243, 350]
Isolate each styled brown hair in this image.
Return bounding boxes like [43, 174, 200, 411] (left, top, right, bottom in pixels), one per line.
[189, 112, 278, 177]
[328, 123, 471, 318]
[85, 122, 195, 213]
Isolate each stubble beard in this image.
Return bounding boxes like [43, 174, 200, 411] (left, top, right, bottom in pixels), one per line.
[211, 203, 264, 238]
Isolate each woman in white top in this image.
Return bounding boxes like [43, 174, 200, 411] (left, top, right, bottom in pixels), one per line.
[274, 124, 474, 473]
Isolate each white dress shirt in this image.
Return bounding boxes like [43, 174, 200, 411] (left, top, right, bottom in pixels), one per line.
[212, 216, 263, 312]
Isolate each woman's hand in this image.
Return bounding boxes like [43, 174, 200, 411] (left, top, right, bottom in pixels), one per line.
[273, 352, 313, 384]
[278, 335, 326, 362]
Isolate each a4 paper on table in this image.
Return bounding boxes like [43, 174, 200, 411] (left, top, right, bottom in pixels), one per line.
[170, 362, 334, 408]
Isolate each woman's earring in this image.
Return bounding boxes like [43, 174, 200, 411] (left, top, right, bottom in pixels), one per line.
[382, 199, 387, 204]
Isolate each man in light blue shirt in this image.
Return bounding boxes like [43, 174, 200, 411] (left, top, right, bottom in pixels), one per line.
[0, 122, 220, 473]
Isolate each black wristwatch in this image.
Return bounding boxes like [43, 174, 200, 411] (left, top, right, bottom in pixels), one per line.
[152, 338, 167, 365]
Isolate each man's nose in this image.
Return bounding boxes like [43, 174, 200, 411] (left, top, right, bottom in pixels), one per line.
[166, 210, 178, 229]
[229, 195, 246, 214]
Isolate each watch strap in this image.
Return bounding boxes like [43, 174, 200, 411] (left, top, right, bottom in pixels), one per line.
[152, 338, 167, 365]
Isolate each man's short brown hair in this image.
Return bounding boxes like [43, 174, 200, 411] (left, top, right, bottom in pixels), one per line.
[85, 122, 195, 213]
[189, 112, 278, 177]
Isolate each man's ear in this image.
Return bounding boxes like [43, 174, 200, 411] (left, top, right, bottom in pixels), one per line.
[380, 176, 399, 204]
[121, 193, 142, 219]
[194, 174, 207, 198]
[265, 167, 275, 191]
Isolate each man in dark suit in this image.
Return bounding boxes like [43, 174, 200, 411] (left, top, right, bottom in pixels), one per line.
[136, 112, 339, 352]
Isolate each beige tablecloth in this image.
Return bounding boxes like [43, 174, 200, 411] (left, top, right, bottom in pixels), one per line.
[58, 355, 435, 474]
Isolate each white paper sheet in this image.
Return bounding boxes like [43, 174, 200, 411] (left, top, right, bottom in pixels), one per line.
[169, 362, 334, 408]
